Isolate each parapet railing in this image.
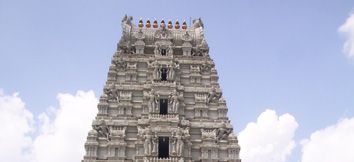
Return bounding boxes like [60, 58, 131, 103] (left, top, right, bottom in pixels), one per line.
[147, 157, 182, 162]
[149, 114, 179, 119]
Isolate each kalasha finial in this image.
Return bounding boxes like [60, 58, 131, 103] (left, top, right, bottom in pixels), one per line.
[175, 20, 180, 29]
[160, 19, 166, 28]
[153, 19, 158, 28]
[168, 20, 173, 29]
[146, 19, 151, 28]
[138, 18, 144, 28]
[182, 20, 187, 29]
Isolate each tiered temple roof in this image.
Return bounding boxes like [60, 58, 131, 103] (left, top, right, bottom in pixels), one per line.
[82, 15, 241, 162]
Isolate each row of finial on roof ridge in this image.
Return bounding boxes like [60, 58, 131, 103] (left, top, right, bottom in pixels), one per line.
[138, 18, 188, 29]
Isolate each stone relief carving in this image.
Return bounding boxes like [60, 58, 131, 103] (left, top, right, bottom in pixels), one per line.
[83, 16, 241, 162]
[111, 126, 126, 138]
[93, 120, 111, 141]
[170, 132, 177, 156]
[135, 29, 145, 40]
[153, 62, 160, 80]
[182, 127, 190, 139]
[112, 57, 127, 70]
[154, 27, 173, 40]
[216, 122, 233, 142]
[192, 18, 204, 29]
[195, 93, 208, 103]
[200, 60, 214, 73]
[190, 65, 201, 74]
[154, 40, 173, 56]
[201, 128, 217, 140]
[127, 62, 137, 70]
[181, 31, 192, 42]
[168, 61, 179, 80]
[137, 126, 146, 138]
[118, 42, 135, 54]
[169, 91, 179, 113]
[152, 133, 158, 155]
[118, 15, 135, 54]
[207, 86, 222, 104]
[146, 89, 159, 112]
[144, 129, 153, 155]
[104, 84, 119, 101]
[176, 131, 184, 156]
[121, 14, 133, 38]
[180, 117, 190, 127]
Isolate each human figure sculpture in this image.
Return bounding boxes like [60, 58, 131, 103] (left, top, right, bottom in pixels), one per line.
[200, 61, 211, 73]
[170, 132, 177, 155]
[155, 94, 159, 112]
[194, 38, 209, 56]
[182, 127, 190, 139]
[192, 18, 204, 29]
[152, 133, 158, 155]
[186, 140, 192, 157]
[122, 14, 133, 26]
[168, 45, 173, 55]
[153, 63, 159, 80]
[148, 90, 156, 112]
[169, 92, 179, 113]
[168, 61, 179, 80]
[113, 57, 127, 70]
[93, 120, 111, 141]
[216, 122, 232, 142]
[176, 132, 184, 156]
[207, 87, 222, 103]
[137, 126, 145, 138]
[104, 85, 119, 101]
[121, 15, 133, 46]
[144, 131, 152, 155]
[168, 64, 173, 80]
[154, 44, 160, 55]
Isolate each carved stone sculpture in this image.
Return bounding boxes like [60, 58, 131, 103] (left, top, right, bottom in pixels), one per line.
[82, 16, 241, 162]
[93, 120, 111, 141]
[216, 122, 233, 142]
[207, 86, 222, 103]
[153, 63, 160, 80]
[176, 132, 184, 156]
[170, 133, 177, 155]
[104, 85, 119, 101]
[113, 57, 127, 70]
[168, 61, 179, 80]
[137, 126, 145, 138]
[144, 130, 152, 155]
[147, 90, 158, 112]
[152, 133, 158, 155]
[169, 92, 179, 113]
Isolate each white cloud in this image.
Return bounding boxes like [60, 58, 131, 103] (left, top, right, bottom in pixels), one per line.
[30, 90, 98, 162]
[0, 90, 98, 162]
[0, 90, 34, 162]
[238, 109, 298, 162]
[301, 117, 354, 162]
[339, 12, 354, 59]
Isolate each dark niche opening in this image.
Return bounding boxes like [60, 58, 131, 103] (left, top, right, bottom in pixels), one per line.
[161, 49, 167, 56]
[158, 137, 169, 158]
[160, 68, 167, 81]
[159, 99, 168, 115]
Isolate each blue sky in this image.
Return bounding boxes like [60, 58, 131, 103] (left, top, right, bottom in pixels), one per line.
[1, 0, 354, 162]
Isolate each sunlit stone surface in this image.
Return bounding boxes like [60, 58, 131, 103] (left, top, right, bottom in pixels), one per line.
[82, 15, 241, 162]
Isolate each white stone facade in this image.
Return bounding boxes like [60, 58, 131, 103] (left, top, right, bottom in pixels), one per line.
[82, 15, 241, 162]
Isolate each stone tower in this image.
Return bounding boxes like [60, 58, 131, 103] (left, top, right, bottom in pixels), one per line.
[82, 15, 241, 162]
